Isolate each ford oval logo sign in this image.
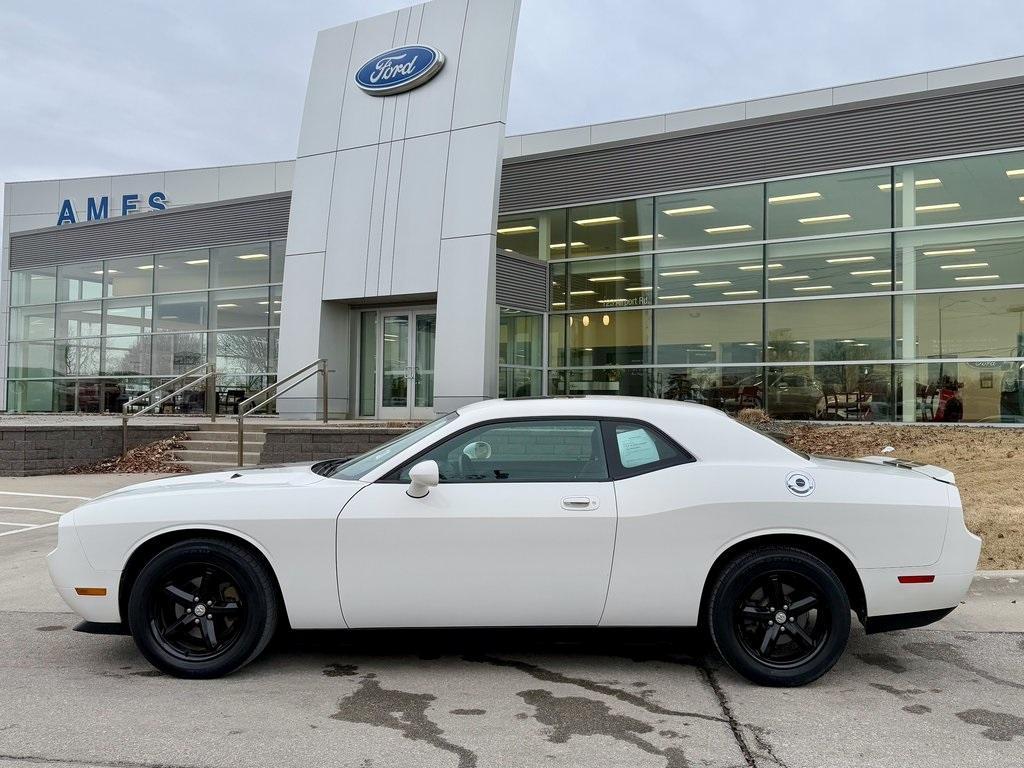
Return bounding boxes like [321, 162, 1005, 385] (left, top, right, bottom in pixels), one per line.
[355, 45, 445, 96]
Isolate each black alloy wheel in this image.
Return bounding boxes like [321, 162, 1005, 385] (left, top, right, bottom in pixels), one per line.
[128, 539, 279, 679]
[707, 546, 850, 687]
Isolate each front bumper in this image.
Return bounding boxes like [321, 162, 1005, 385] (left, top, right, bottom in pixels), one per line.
[46, 512, 122, 624]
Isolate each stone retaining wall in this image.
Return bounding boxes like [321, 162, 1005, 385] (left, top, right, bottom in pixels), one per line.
[258, 426, 412, 465]
[0, 424, 200, 476]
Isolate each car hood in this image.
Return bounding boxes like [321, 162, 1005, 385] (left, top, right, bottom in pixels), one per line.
[812, 455, 956, 485]
[92, 463, 329, 502]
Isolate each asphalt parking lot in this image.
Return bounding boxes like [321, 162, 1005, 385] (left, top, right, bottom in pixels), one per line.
[0, 474, 1021, 768]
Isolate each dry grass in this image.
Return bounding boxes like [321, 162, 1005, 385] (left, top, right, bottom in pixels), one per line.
[777, 421, 1024, 569]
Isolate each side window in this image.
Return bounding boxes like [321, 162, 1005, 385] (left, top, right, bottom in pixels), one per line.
[397, 419, 609, 483]
[603, 421, 692, 478]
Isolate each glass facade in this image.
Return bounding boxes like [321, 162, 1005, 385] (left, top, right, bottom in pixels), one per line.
[6, 240, 284, 413]
[498, 147, 1024, 422]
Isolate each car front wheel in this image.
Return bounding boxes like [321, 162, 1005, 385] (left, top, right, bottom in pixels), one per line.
[707, 546, 850, 686]
[127, 538, 279, 679]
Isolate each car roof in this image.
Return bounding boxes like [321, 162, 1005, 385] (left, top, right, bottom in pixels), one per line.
[456, 395, 728, 421]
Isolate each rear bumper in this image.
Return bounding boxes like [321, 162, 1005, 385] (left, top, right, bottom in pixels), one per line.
[859, 498, 981, 623]
[46, 513, 122, 624]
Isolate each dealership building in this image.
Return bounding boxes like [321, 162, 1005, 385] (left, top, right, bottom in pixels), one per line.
[4, 0, 1024, 424]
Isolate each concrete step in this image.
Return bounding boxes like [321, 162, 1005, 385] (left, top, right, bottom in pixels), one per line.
[173, 449, 262, 463]
[183, 434, 266, 445]
[170, 459, 252, 472]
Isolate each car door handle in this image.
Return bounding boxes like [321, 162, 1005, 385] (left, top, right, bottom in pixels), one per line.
[561, 496, 598, 511]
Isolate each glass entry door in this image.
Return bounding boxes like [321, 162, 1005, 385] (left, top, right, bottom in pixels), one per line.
[379, 310, 436, 419]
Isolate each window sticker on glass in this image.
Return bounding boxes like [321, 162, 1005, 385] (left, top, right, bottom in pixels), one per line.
[616, 428, 660, 468]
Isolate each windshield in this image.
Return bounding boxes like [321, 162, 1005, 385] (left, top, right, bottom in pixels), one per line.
[315, 412, 459, 480]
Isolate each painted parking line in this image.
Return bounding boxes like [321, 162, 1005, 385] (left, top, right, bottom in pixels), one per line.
[0, 522, 34, 528]
[0, 491, 92, 501]
[0, 521, 58, 538]
[0, 506, 64, 517]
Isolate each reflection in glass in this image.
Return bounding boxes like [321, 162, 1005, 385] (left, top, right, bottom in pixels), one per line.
[569, 199, 654, 257]
[7, 341, 56, 379]
[655, 366, 761, 410]
[11, 267, 56, 307]
[550, 262, 567, 310]
[209, 288, 270, 329]
[152, 333, 207, 375]
[763, 364, 892, 420]
[359, 313, 377, 417]
[499, 367, 542, 398]
[657, 184, 763, 249]
[899, 362, 1024, 423]
[656, 245, 763, 303]
[566, 309, 652, 367]
[767, 296, 891, 362]
[270, 240, 286, 283]
[896, 290, 1024, 359]
[101, 335, 151, 376]
[497, 209, 567, 260]
[57, 261, 105, 301]
[895, 222, 1024, 290]
[6, 381, 54, 412]
[895, 150, 1024, 227]
[213, 330, 269, 374]
[415, 314, 436, 409]
[567, 255, 653, 310]
[10, 306, 55, 341]
[103, 297, 153, 336]
[499, 310, 543, 368]
[105, 255, 154, 297]
[381, 315, 409, 409]
[655, 305, 762, 365]
[211, 242, 271, 288]
[55, 338, 102, 377]
[155, 249, 210, 293]
[56, 302, 102, 339]
[767, 168, 891, 240]
[154, 293, 209, 332]
[551, 368, 653, 397]
[767, 234, 892, 297]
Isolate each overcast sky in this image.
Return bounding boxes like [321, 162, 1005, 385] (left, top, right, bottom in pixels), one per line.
[2, 0, 1024, 193]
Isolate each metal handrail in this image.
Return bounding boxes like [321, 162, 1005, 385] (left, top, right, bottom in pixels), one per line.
[234, 359, 328, 466]
[121, 363, 217, 455]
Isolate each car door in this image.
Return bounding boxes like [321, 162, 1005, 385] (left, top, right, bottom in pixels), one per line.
[337, 418, 617, 628]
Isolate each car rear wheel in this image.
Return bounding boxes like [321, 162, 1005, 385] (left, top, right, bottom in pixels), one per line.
[127, 538, 278, 679]
[707, 546, 850, 687]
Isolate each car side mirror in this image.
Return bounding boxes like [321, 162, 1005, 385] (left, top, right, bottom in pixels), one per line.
[407, 460, 440, 499]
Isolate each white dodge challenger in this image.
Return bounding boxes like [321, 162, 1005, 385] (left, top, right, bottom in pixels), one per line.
[48, 396, 981, 686]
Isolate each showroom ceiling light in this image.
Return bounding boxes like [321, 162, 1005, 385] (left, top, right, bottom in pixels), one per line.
[569, 290, 596, 295]
[549, 242, 585, 250]
[574, 216, 622, 226]
[940, 262, 989, 270]
[877, 178, 942, 190]
[798, 213, 851, 224]
[662, 204, 715, 216]
[237, 253, 269, 260]
[954, 274, 1000, 281]
[769, 275, 810, 282]
[551, 301, 566, 307]
[840, 339, 856, 343]
[620, 234, 664, 243]
[739, 263, 783, 271]
[660, 269, 700, 276]
[136, 264, 155, 270]
[625, 286, 652, 292]
[588, 276, 626, 282]
[723, 290, 758, 296]
[923, 247, 975, 256]
[602, 315, 610, 326]
[915, 203, 960, 213]
[496, 225, 538, 234]
[793, 285, 833, 291]
[91, 270, 104, 275]
[850, 269, 891, 276]
[658, 294, 691, 300]
[704, 224, 752, 234]
[826, 256, 875, 264]
[216, 303, 238, 308]
[694, 280, 731, 287]
[768, 192, 821, 204]
[1005, 169, 1024, 177]
[597, 298, 631, 304]
[184, 259, 209, 265]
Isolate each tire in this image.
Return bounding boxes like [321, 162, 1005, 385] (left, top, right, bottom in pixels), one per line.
[127, 538, 279, 679]
[707, 546, 850, 687]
